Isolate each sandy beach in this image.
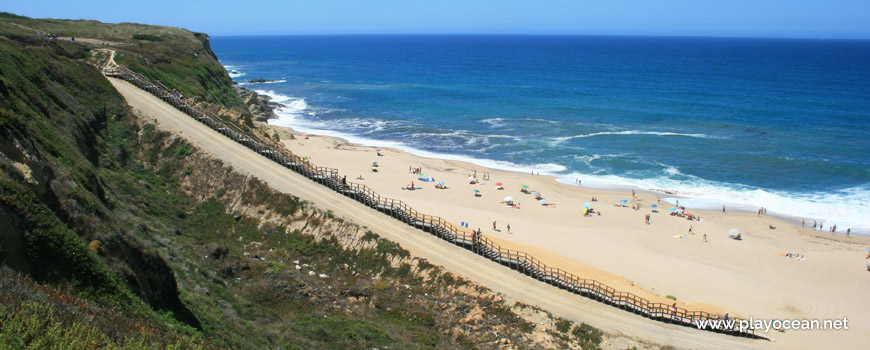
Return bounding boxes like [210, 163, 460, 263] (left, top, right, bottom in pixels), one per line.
[273, 127, 870, 349]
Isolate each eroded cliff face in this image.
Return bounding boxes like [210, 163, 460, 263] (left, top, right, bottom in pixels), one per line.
[0, 34, 200, 328]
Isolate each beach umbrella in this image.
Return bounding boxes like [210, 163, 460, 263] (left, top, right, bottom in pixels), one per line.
[668, 207, 677, 211]
[620, 199, 628, 203]
[729, 228, 740, 235]
[521, 185, 529, 189]
[582, 208, 588, 216]
[372, 160, 377, 164]
[496, 182, 503, 186]
[583, 202, 591, 208]
[504, 196, 514, 201]
[865, 247, 870, 251]
[473, 189, 480, 192]
[532, 191, 541, 195]
[437, 182, 445, 186]
[650, 204, 658, 208]
[419, 175, 435, 182]
[684, 211, 694, 216]
[538, 199, 547, 204]
[376, 149, 381, 152]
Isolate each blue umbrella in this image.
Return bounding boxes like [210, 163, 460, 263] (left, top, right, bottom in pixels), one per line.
[437, 182, 445, 185]
[473, 189, 480, 192]
[668, 207, 677, 211]
[650, 204, 658, 208]
[538, 199, 547, 203]
[620, 199, 628, 203]
[532, 191, 541, 195]
[583, 202, 591, 208]
[865, 248, 870, 251]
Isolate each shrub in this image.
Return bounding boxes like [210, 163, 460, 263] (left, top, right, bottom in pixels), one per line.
[132, 34, 163, 41]
[571, 323, 603, 350]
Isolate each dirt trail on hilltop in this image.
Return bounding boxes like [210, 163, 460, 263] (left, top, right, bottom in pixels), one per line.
[108, 77, 765, 350]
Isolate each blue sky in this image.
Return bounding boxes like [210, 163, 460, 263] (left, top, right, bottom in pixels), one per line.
[5, 0, 870, 39]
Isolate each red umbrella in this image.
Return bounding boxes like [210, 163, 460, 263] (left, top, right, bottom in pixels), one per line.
[496, 182, 503, 186]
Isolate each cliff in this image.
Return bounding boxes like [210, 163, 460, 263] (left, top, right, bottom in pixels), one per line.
[0, 14, 619, 349]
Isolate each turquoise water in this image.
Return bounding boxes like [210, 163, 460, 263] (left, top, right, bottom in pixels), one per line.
[211, 35, 870, 232]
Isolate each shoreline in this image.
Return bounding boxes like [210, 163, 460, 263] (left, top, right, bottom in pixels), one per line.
[268, 118, 867, 236]
[268, 125, 870, 349]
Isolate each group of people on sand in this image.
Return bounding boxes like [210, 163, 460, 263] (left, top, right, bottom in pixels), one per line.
[803, 219, 851, 236]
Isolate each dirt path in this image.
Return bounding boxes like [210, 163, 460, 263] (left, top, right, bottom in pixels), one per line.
[108, 77, 765, 350]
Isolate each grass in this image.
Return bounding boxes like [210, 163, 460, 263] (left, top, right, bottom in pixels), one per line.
[0, 21, 611, 349]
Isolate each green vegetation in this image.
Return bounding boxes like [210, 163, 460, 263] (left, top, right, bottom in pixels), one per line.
[133, 34, 163, 41]
[0, 15, 610, 349]
[0, 13, 243, 108]
[572, 323, 604, 350]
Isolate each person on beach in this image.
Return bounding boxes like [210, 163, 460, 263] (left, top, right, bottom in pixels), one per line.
[703, 233, 708, 242]
[722, 205, 726, 213]
[802, 219, 805, 228]
[632, 190, 635, 197]
[645, 214, 650, 225]
[507, 224, 511, 233]
[493, 221, 497, 231]
[341, 175, 347, 187]
[688, 225, 693, 234]
[846, 228, 850, 237]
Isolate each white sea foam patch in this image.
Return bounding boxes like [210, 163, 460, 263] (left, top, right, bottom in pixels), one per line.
[255, 90, 297, 105]
[267, 108, 567, 177]
[551, 130, 717, 144]
[556, 171, 870, 234]
[249, 79, 287, 84]
[480, 118, 505, 128]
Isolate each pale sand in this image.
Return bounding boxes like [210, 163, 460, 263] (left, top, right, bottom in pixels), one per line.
[276, 129, 870, 349]
[111, 77, 868, 349]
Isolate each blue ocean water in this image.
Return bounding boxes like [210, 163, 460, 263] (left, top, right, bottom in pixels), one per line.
[211, 35, 870, 232]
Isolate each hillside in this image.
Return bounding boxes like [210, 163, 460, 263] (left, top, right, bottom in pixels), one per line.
[0, 15, 629, 349]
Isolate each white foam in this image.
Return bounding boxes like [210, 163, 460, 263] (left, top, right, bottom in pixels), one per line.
[229, 71, 246, 78]
[551, 130, 718, 144]
[255, 90, 297, 104]
[481, 118, 505, 128]
[267, 112, 567, 177]
[249, 79, 287, 84]
[259, 90, 868, 233]
[556, 171, 870, 234]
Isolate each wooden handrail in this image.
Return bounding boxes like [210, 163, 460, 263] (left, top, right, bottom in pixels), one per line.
[101, 65, 763, 340]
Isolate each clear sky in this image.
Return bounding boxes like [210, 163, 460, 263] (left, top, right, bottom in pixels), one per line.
[5, 0, 870, 39]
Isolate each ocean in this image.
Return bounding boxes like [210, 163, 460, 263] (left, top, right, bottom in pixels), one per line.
[210, 35, 870, 233]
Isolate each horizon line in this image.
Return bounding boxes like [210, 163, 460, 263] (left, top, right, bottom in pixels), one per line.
[207, 32, 870, 41]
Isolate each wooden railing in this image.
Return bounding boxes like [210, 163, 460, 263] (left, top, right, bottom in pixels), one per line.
[102, 66, 764, 340]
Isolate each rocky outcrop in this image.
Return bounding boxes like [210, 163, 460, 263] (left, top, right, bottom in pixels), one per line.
[236, 87, 283, 122]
